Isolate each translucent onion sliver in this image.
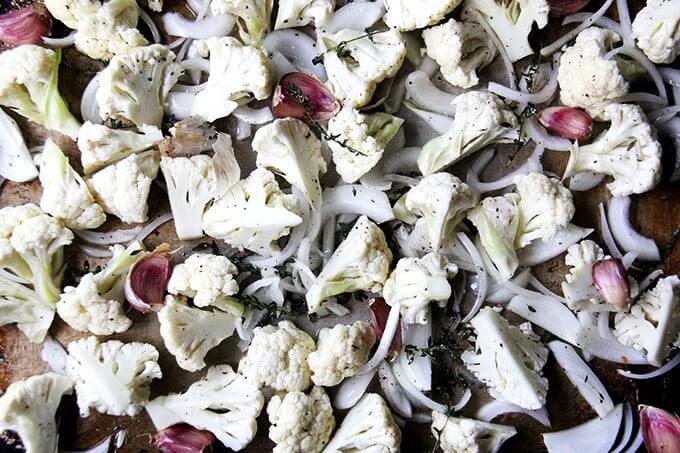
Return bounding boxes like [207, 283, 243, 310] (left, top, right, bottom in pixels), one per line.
[333, 367, 376, 409]
[378, 361, 413, 418]
[476, 398, 551, 427]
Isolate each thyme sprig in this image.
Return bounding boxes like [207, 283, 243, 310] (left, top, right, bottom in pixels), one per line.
[311, 29, 387, 65]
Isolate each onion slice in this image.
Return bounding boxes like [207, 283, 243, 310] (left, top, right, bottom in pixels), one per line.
[618, 353, 680, 380]
[333, 367, 376, 409]
[476, 398, 552, 427]
[75, 226, 143, 246]
[40, 336, 68, 375]
[139, 9, 161, 43]
[519, 225, 593, 267]
[543, 404, 623, 453]
[359, 302, 401, 374]
[131, 212, 174, 243]
[405, 71, 457, 115]
[607, 197, 660, 261]
[321, 1, 385, 34]
[125, 251, 172, 313]
[457, 232, 488, 323]
[378, 361, 413, 418]
[540, 0, 615, 56]
[263, 30, 327, 81]
[598, 203, 624, 259]
[162, 12, 235, 39]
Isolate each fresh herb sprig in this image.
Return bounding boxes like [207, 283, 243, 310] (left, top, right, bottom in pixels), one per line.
[312, 29, 387, 65]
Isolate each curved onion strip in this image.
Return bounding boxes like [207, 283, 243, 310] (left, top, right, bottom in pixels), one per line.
[172, 81, 208, 93]
[614, 92, 667, 106]
[598, 203, 624, 259]
[480, 246, 546, 300]
[404, 103, 453, 135]
[270, 52, 298, 81]
[378, 361, 413, 418]
[467, 147, 544, 194]
[40, 336, 68, 375]
[476, 398, 551, 427]
[615, 0, 633, 41]
[360, 165, 392, 191]
[488, 66, 558, 104]
[321, 0, 385, 34]
[617, 353, 680, 380]
[132, 212, 174, 243]
[563, 13, 625, 37]
[333, 367, 376, 409]
[410, 412, 433, 424]
[524, 117, 573, 151]
[75, 226, 143, 245]
[401, 316, 432, 391]
[621, 251, 638, 270]
[611, 404, 635, 453]
[42, 32, 76, 47]
[79, 244, 113, 258]
[320, 185, 395, 225]
[162, 12, 235, 39]
[62, 435, 114, 453]
[475, 13, 516, 88]
[639, 269, 663, 292]
[518, 224, 593, 266]
[234, 117, 252, 140]
[405, 72, 457, 115]
[569, 171, 605, 191]
[529, 274, 566, 302]
[540, 0, 615, 56]
[139, 9, 161, 43]
[263, 30, 327, 81]
[621, 428, 643, 453]
[80, 74, 101, 124]
[606, 47, 668, 103]
[232, 105, 274, 124]
[179, 57, 210, 73]
[456, 232, 488, 323]
[470, 149, 495, 174]
[543, 404, 623, 453]
[168, 37, 186, 49]
[597, 312, 616, 340]
[359, 303, 401, 374]
[486, 269, 532, 304]
[382, 147, 421, 175]
[649, 106, 680, 126]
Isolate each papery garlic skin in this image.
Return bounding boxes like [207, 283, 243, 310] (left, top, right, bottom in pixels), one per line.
[639, 405, 680, 453]
[592, 258, 630, 310]
[537, 106, 593, 143]
[0, 5, 52, 45]
[155, 423, 215, 453]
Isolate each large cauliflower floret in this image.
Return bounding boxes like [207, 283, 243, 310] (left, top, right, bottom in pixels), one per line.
[327, 107, 404, 183]
[66, 336, 162, 417]
[561, 240, 608, 311]
[306, 216, 393, 313]
[275, 0, 334, 29]
[383, 0, 461, 31]
[308, 321, 376, 386]
[614, 276, 680, 366]
[167, 253, 239, 312]
[319, 29, 406, 108]
[252, 118, 327, 209]
[97, 44, 181, 128]
[463, 308, 549, 409]
[558, 27, 629, 114]
[564, 103, 662, 197]
[632, 0, 680, 64]
[267, 386, 335, 453]
[44, 0, 99, 28]
[238, 320, 316, 392]
[210, 0, 273, 44]
[0, 373, 73, 453]
[430, 411, 517, 453]
[203, 168, 303, 256]
[146, 364, 264, 452]
[87, 150, 160, 224]
[191, 37, 273, 121]
[383, 253, 458, 324]
[422, 17, 497, 89]
[418, 90, 519, 176]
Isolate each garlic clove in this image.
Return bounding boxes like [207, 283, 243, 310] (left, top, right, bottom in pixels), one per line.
[369, 297, 402, 356]
[537, 106, 593, 143]
[0, 5, 51, 46]
[592, 258, 630, 310]
[272, 72, 340, 123]
[548, 0, 591, 17]
[640, 405, 680, 453]
[124, 251, 172, 313]
[155, 424, 215, 453]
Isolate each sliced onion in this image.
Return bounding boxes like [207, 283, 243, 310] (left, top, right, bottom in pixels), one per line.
[467, 146, 544, 194]
[614, 92, 668, 106]
[40, 336, 68, 375]
[569, 171, 605, 191]
[598, 203, 624, 259]
[125, 251, 172, 313]
[404, 103, 453, 135]
[139, 9, 161, 43]
[79, 244, 114, 258]
[401, 315, 432, 391]
[165, 92, 196, 120]
[132, 212, 174, 243]
[488, 63, 558, 105]
[624, 429, 644, 453]
[234, 117, 252, 140]
[359, 302, 401, 374]
[172, 81, 209, 93]
[639, 269, 663, 292]
[542, 404, 623, 453]
[540, 0, 615, 56]
[487, 269, 532, 304]
[405, 71, 457, 116]
[80, 74, 102, 125]
[333, 367, 376, 409]
[321, 1, 385, 34]
[476, 398, 552, 427]
[270, 52, 298, 81]
[563, 13, 625, 37]
[41, 32, 76, 48]
[518, 224, 593, 267]
[378, 361, 413, 418]
[179, 57, 210, 74]
[597, 312, 616, 340]
[62, 435, 115, 453]
[320, 185, 395, 226]
[611, 404, 635, 453]
[233, 105, 274, 124]
[382, 147, 421, 175]
[480, 246, 547, 301]
[529, 274, 566, 302]
[456, 232, 488, 323]
[524, 117, 573, 151]
[263, 30, 327, 81]
[162, 12, 235, 39]
[618, 353, 680, 380]
[606, 47, 668, 103]
[649, 106, 680, 126]
[75, 227, 143, 246]
[473, 13, 516, 88]
[615, 0, 633, 42]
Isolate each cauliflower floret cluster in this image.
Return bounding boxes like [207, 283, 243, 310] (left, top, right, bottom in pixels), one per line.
[275, 0, 334, 29]
[561, 240, 608, 311]
[632, 0, 680, 64]
[430, 411, 517, 453]
[383, 0, 460, 31]
[167, 253, 239, 312]
[210, 0, 273, 44]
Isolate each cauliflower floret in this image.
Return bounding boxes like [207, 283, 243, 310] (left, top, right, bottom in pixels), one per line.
[0, 373, 73, 453]
[275, 0, 334, 29]
[97, 44, 181, 128]
[561, 240, 608, 311]
[326, 107, 404, 183]
[66, 336, 162, 416]
[267, 386, 335, 453]
[191, 37, 273, 121]
[383, 0, 460, 31]
[557, 27, 629, 114]
[203, 168, 303, 256]
[418, 91, 519, 176]
[564, 103, 662, 197]
[0, 45, 80, 140]
[462, 308, 549, 409]
[306, 216, 393, 313]
[210, 0, 273, 44]
[167, 253, 239, 312]
[319, 29, 406, 108]
[44, 0, 99, 28]
[0, 108, 38, 183]
[430, 411, 517, 453]
[87, 150, 160, 224]
[324, 393, 401, 452]
[614, 275, 680, 366]
[632, 0, 680, 64]
[159, 295, 237, 372]
[0, 279, 56, 343]
[383, 253, 458, 324]
[252, 118, 327, 209]
[308, 321, 376, 386]
[38, 139, 105, 230]
[238, 320, 316, 392]
[422, 17, 497, 89]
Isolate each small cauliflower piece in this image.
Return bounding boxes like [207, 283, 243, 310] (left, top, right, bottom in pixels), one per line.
[0, 279, 56, 344]
[306, 216, 392, 313]
[66, 336, 162, 416]
[324, 393, 401, 452]
[308, 321, 376, 386]
[97, 44, 181, 128]
[430, 411, 517, 453]
[418, 91, 518, 176]
[210, 0, 273, 44]
[320, 29, 406, 108]
[167, 253, 239, 312]
[252, 118, 327, 209]
[0, 108, 37, 183]
[44, 0, 99, 28]
[327, 107, 404, 183]
[203, 168, 303, 256]
[463, 308, 549, 410]
[422, 16, 497, 89]
[383, 0, 460, 31]
[191, 37, 273, 122]
[238, 320, 316, 392]
[267, 386, 335, 453]
[87, 150, 160, 224]
[0, 373, 73, 453]
[564, 103, 662, 197]
[383, 253, 457, 324]
[614, 275, 680, 366]
[558, 27, 629, 113]
[632, 0, 680, 64]
[561, 240, 607, 311]
[275, 0, 334, 29]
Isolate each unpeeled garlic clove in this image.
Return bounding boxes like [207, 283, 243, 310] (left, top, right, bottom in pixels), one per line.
[0, 5, 51, 45]
[155, 424, 215, 453]
[548, 0, 591, 17]
[124, 251, 172, 313]
[640, 405, 680, 453]
[272, 72, 340, 123]
[537, 106, 593, 143]
[592, 258, 630, 310]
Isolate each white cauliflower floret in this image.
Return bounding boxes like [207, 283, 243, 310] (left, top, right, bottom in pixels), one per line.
[326, 107, 404, 183]
[324, 393, 401, 452]
[319, 29, 406, 108]
[238, 320, 316, 392]
[0, 108, 38, 183]
[564, 103, 662, 197]
[203, 168, 303, 256]
[632, 0, 680, 64]
[159, 295, 238, 372]
[191, 37, 273, 122]
[383, 253, 458, 324]
[308, 321, 376, 386]
[383, 0, 460, 31]
[418, 91, 519, 176]
[210, 0, 273, 44]
[0, 279, 55, 344]
[614, 275, 680, 366]
[0, 373, 73, 453]
[561, 240, 608, 311]
[66, 336, 162, 416]
[167, 253, 239, 312]
[96, 44, 181, 128]
[430, 411, 517, 453]
[146, 364, 264, 451]
[44, 0, 99, 28]
[306, 216, 393, 313]
[267, 386, 335, 453]
[87, 150, 160, 224]
[557, 27, 629, 113]
[275, 0, 334, 29]
[38, 139, 105, 230]
[462, 308, 549, 410]
[422, 16, 497, 89]
[252, 118, 327, 209]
